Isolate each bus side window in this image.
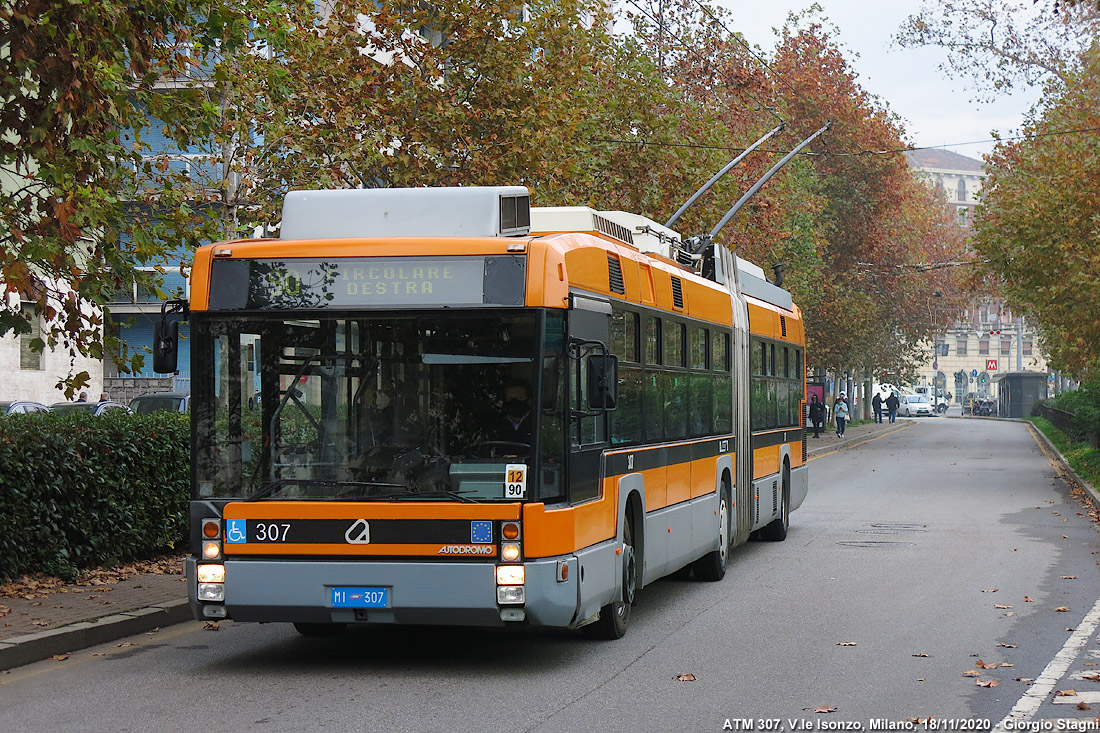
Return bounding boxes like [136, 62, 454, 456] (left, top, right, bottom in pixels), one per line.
[611, 308, 642, 445]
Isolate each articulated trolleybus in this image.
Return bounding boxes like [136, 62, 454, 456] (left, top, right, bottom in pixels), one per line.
[172, 186, 807, 639]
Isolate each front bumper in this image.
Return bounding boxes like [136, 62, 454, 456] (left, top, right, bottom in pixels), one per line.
[185, 555, 579, 628]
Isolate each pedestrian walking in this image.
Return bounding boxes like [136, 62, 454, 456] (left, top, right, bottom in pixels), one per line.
[834, 392, 850, 437]
[808, 394, 826, 438]
[872, 391, 883, 423]
[885, 391, 900, 423]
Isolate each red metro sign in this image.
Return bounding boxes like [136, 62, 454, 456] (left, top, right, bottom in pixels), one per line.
[986, 359, 998, 371]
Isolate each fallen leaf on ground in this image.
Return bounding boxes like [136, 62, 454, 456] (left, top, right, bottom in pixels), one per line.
[976, 679, 1000, 687]
[1081, 674, 1100, 681]
[1055, 607, 1071, 612]
[995, 605, 1014, 609]
[976, 660, 997, 669]
[92, 653, 106, 657]
[675, 673, 697, 681]
[1015, 678, 1035, 683]
[116, 642, 138, 648]
[203, 622, 220, 631]
[1078, 702, 1091, 710]
[912, 653, 929, 657]
[1056, 689, 1078, 697]
[1063, 576, 1078, 580]
[997, 643, 1018, 648]
[1025, 597, 1034, 602]
[813, 706, 837, 714]
[963, 671, 980, 677]
[50, 654, 69, 661]
[837, 642, 857, 646]
[982, 589, 999, 593]
[1002, 663, 1015, 667]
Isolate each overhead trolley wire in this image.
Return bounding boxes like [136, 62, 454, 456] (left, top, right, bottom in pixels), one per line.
[622, 0, 788, 129]
[587, 125, 1100, 158]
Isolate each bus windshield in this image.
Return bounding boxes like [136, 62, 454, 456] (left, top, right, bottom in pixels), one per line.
[192, 311, 549, 501]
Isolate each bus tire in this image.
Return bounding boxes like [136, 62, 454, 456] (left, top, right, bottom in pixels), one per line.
[759, 466, 790, 542]
[293, 622, 347, 637]
[585, 514, 636, 640]
[692, 485, 730, 582]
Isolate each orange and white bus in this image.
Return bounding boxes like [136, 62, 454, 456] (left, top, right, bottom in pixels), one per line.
[170, 186, 807, 639]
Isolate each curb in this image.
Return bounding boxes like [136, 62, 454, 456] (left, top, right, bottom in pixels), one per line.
[0, 597, 192, 672]
[1024, 421, 1100, 510]
[807, 422, 912, 458]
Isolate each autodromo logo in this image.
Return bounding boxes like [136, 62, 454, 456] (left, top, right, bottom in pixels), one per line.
[344, 519, 371, 544]
[438, 545, 495, 555]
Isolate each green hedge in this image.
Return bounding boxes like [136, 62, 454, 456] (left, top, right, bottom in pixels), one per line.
[0, 410, 189, 581]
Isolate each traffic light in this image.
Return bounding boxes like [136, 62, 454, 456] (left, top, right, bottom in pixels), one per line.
[979, 373, 987, 383]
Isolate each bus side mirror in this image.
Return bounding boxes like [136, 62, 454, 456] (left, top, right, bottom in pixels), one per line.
[153, 320, 179, 373]
[586, 354, 618, 410]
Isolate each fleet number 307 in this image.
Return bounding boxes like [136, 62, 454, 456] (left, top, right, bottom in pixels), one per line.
[254, 523, 291, 542]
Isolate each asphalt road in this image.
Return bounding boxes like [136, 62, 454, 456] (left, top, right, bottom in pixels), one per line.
[2, 417, 1099, 732]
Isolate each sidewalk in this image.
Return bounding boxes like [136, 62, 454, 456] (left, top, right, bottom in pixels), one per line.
[0, 563, 192, 671]
[0, 418, 918, 672]
[806, 414, 915, 457]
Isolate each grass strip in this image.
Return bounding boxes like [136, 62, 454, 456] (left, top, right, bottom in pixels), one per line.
[1027, 416, 1100, 490]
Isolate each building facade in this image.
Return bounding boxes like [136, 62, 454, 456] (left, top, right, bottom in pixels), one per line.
[904, 149, 1051, 404]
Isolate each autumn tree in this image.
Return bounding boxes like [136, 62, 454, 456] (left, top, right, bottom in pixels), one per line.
[972, 46, 1100, 375]
[0, 0, 252, 392]
[769, 12, 971, 381]
[895, 0, 1100, 100]
[206, 0, 693, 231]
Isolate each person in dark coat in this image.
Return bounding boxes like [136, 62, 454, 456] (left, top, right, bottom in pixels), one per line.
[808, 394, 826, 438]
[872, 392, 883, 423]
[885, 391, 900, 423]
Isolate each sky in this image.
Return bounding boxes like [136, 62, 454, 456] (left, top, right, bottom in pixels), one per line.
[713, 1, 1045, 161]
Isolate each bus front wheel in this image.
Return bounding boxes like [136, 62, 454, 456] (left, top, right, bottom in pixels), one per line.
[586, 516, 636, 640]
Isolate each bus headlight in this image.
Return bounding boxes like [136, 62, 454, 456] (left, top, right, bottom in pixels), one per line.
[197, 564, 225, 583]
[497, 586, 525, 604]
[198, 583, 225, 602]
[496, 565, 524, 585]
[501, 543, 521, 562]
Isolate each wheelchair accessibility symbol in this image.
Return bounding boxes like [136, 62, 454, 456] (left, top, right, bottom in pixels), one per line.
[226, 519, 247, 543]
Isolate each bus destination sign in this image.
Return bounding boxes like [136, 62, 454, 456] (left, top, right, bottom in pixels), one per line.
[208, 255, 525, 310]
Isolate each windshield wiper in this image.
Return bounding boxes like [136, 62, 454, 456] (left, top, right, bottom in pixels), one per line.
[378, 489, 481, 503]
[247, 479, 404, 501]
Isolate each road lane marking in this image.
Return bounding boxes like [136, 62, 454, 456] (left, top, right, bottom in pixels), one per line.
[993, 594, 1100, 729]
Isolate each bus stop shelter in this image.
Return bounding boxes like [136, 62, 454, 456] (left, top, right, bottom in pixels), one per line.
[994, 371, 1049, 418]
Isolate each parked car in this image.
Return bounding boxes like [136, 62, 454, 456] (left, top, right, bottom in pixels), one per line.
[900, 394, 934, 417]
[0, 400, 50, 415]
[129, 391, 190, 414]
[50, 400, 131, 416]
[972, 398, 998, 417]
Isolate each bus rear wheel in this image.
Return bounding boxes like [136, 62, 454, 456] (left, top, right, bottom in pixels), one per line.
[692, 487, 729, 581]
[586, 516, 636, 640]
[759, 467, 790, 542]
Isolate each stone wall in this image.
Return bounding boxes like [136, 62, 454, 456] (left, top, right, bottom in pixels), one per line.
[103, 376, 175, 405]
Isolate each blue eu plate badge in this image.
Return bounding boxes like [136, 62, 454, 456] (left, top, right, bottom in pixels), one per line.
[470, 521, 492, 544]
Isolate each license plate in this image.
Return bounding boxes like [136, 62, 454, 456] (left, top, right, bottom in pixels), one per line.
[331, 587, 389, 608]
